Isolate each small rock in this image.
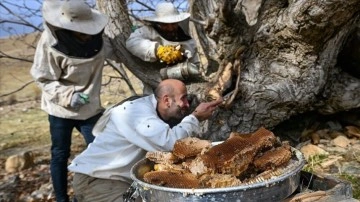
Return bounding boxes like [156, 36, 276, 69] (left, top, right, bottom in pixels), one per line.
[5, 151, 34, 173]
[300, 144, 329, 160]
[324, 146, 347, 154]
[341, 161, 360, 176]
[332, 135, 350, 148]
[345, 126, 360, 138]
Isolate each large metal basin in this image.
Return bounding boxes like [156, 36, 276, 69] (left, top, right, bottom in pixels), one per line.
[130, 147, 305, 202]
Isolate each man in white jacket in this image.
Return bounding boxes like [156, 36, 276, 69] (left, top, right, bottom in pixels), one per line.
[68, 79, 222, 202]
[126, 2, 201, 94]
[30, 1, 116, 201]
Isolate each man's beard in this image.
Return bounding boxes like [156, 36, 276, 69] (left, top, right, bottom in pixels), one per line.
[167, 104, 190, 128]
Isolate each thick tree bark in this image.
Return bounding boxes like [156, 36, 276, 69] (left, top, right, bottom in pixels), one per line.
[190, 0, 360, 140]
[98, 0, 360, 141]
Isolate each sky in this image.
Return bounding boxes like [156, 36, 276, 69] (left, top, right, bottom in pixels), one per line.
[0, 0, 43, 38]
[0, 0, 42, 38]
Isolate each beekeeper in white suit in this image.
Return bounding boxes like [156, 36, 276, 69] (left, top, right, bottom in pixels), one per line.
[30, 1, 118, 201]
[68, 79, 222, 201]
[126, 2, 201, 94]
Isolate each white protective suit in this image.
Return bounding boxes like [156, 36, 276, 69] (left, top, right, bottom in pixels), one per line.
[68, 94, 200, 183]
[126, 24, 200, 65]
[126, 22, 201, 94]
[30, 24, 115, 120]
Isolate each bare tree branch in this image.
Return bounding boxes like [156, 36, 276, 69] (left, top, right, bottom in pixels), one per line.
[0, 50, 33, 63]
[133, 0, 154, 11]
[0, 80, 34, 98]
[102, 75, 122, 85]
[0, 19, 40, 28]
[105, 60, 137, 95]
[0, 2, 42, 32]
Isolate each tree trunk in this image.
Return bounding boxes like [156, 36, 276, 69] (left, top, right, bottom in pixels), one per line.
[97, 0, 360, 141]
[97, 0, 162, 88]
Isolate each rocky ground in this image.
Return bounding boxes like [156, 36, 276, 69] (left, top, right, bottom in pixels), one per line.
[0, 101, 359, 201]
[0, 101, 86, 202]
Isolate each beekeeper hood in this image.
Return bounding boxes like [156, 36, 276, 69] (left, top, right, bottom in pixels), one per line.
[143, 2, 190, 24]
[42, 0, 109, 35]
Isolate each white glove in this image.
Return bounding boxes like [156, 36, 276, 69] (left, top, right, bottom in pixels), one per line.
[184, 50, 192, 59]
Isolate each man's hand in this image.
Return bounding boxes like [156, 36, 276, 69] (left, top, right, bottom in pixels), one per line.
[70, 92, 90, 110]
[192, 98, 223, 121]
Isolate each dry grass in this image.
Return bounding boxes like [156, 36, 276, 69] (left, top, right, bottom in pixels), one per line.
[0, 104, 48, 152]
[0, 33, 39, 104]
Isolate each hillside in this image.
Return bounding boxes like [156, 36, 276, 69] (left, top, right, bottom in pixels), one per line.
[0, 33, 40, 104]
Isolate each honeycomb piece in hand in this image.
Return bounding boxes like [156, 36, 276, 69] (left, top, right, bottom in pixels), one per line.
[156, 45, 184, 65]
